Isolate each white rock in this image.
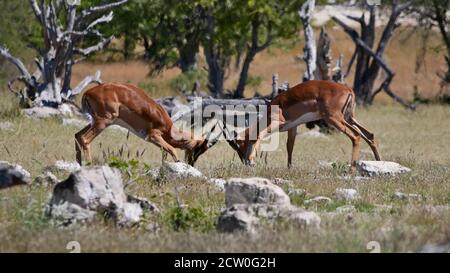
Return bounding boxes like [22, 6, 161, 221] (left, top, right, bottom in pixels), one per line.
[287, 188, 307, 197]
[62, 118, 87, 128]
[116, 202, 143, 227]
[54, 160, 81, 173]
[217, 204, 320, 233]
[335, 188, 360, 201]
[149, 161, 205, 180]
[318, 161, 334, 169]
[357, 161, 411, 177]
[34, 171, 59, 186]
[217, 205, 260, 233]
[287, 210, 321, 228]
[58, 103, 74, 117]
[392, 192, 423, 201]
[127, 195, 160, 213]
[0, 161, 31, 189]
[304, 196, 332, 205]
[300, 130, 329, 139]
[272, 178, 293, 185]
[46, 165, 158, 226]
[23, 107, 62, 119]
[225, 177, 291, 207]
[0, 122, 13, 131]
[336, 205, 357, 213]
[208, 178, 226, 191]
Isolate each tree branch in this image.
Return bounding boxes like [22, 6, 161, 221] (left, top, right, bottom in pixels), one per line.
[76, 0, 128, 24]
[74, 36, 113, 56]
[69, 70, 103, 97]
[0, 46, 33, 86]
[29, 0, 43, 23]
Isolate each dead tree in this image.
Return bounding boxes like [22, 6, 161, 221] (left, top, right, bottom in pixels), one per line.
[0, 0, 128, 107]
[315, 27, 332, 81]
[299, 0, 317, 82]
[332, 0, 416, 109]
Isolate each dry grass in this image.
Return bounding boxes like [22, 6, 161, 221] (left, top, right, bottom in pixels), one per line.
[0, 101, 449, 252]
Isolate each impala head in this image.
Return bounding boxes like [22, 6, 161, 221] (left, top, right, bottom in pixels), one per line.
[222, 126, 256, 166]
[185, 123, 221, 166]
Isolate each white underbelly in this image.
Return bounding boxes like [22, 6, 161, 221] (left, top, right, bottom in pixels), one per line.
[113, 119, 148, 140]
[281, 112, 322, 131]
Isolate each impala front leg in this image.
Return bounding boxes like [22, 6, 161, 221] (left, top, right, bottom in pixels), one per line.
[148, 131, 180, 162]
[247, 120, 282, 165]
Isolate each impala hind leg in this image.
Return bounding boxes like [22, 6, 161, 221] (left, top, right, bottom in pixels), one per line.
[148, 132, 179, 162]
[348, 118, 381, 161]
[286, 127, 297, 168]
[75, 125, 91, 165]
[326, 116, 361, 174]
[75, 120, 108, 165]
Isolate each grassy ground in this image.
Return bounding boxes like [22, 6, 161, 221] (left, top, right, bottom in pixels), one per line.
[0, 91, 449, 252]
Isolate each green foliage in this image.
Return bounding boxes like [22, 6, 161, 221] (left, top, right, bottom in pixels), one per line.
[108, 156, 140, 173]
[246, 74, 263, 89]
[138, 82, 159, 97]
[0, 1, 38, 85]
[164, 203, 216, 232]
[169, 69, 207, 93]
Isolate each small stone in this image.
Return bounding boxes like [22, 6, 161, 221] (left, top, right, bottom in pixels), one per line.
[208, 178, 226, 191]
[335, 188, 360, 201]
[0, 122, 13, 131]
[287, 188, 307, 198]
[304, 196, 332, 205]
[127, 195, 159, 213]
[336, 205, 357, 213]
[34, 171, 59, 186]
[0, 161, 31, 189]
[272, 178, 293, 185]
[54, 160, 81, 173]
[392, 192, 423, 202]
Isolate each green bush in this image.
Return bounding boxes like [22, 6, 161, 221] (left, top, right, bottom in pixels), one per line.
[169, 69, 206, 93]
[164, 204, 215, 232]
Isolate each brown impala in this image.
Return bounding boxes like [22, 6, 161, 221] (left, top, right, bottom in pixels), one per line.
[226, 80, 381, 173]
[75, 83, 218, 166]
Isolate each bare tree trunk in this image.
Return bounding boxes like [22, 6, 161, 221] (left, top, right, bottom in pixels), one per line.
[203, 11, 229, 98]
[234, 16, 272, 98]
[332, 0, 415, 109]
[299, 0, 316, 82]
[178, 34, 200, 73]
[315, 27, 331, 81]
